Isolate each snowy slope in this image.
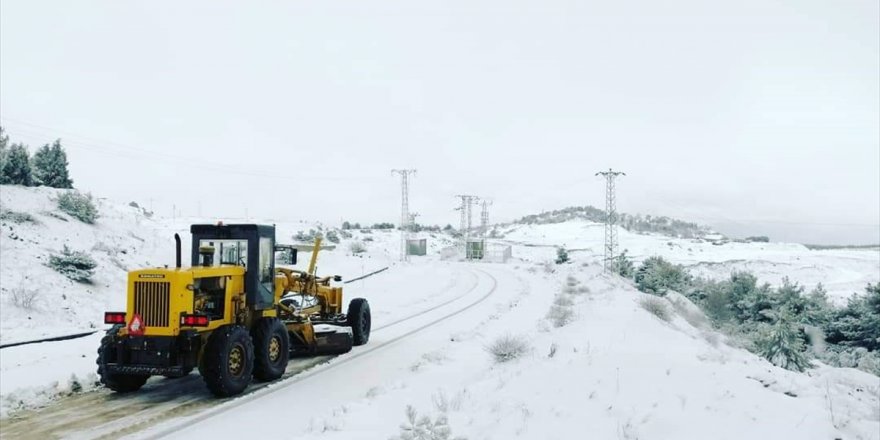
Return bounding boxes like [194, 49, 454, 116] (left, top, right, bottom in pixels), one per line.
[0, 185, 170, 344]
[148, 263, 879, 440]
[1, 197, 877, 439]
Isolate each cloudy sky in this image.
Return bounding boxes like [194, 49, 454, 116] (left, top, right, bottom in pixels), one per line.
[1, 0, 878, 244]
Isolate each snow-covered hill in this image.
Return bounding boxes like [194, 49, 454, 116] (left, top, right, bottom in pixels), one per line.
[0, 186, 169, 344]
[500, 219, 880, 303]
[1, 189, 877, 439]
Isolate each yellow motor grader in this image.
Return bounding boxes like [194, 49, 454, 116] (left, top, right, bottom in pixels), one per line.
[98, 223, 370, 397]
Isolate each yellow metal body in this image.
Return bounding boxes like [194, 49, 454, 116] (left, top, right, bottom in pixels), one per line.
[117, 238, 343, 352]
[122, 266, 246, 337]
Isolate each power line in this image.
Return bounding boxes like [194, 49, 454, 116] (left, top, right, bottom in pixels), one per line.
[596, 169, 625, 273]
[0, 117, 385, 183]
[455, 195, 479, 241]
[392, 169, 417, 262]
[480, 199, 493, 236]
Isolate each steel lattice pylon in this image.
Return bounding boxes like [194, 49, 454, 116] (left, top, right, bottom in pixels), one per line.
[392, 169, 416, 261]
[596, 169, 625, 273]
[455, 195, 479, 241]
[480, 199, 492, 236]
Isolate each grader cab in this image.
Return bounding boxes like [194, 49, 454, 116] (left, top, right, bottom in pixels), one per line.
[98, 224, 371, 397]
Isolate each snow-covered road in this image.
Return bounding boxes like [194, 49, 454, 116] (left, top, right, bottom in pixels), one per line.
[0, 263, 508, 439]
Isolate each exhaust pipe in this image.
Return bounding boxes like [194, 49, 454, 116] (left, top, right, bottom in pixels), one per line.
[174, 233, 181, 268]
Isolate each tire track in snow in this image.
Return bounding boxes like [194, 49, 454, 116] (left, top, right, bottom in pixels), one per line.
[0, 266, 488, 440]
[137, 267, 498, 440]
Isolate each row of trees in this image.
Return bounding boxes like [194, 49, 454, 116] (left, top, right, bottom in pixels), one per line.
[621, 254, 880, 374]
[0, 127, 74, 188]
[515, 206, 711, 239]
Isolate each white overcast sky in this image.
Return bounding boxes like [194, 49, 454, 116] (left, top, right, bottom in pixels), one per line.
[1, 0, 878, 244]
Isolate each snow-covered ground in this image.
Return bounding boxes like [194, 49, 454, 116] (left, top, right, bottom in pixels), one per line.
[500, 219, 880, 303]
[0, 186, 878, 439]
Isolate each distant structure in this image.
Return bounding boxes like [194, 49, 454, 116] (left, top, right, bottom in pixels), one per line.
[596, 168, 625, 273]
[455, 195, 479, 240]
[479, 199, 493, 236]
[392, 169, 417, 261]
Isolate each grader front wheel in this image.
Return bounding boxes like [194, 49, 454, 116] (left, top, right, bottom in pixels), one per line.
[200, 325, 254, 397]
[347, 298, 371, 346]
[252, 318, 290, 381]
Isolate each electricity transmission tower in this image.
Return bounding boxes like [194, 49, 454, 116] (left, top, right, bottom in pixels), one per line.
[480, 199, 493, 236]
[455, 195, 479, 240]
[595, 169, 625, 273]
[392, 169, 417, 261]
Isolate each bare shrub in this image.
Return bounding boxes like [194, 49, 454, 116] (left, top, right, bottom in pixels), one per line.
[390, 405, 466, 440]
[11, 284, 39, 309]
[486, 334, 531, 363]
[349, 241, 367, 254]
[639, 296, 672, 322]
[0, 209, 39, 224]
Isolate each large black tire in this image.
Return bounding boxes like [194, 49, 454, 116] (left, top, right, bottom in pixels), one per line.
[199, 325, 254, 397]
[96, 325, 149, 393]
[347, 298, 371, 346]
[251, 318, 289, 381]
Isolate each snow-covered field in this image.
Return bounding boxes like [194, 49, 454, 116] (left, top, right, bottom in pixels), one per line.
[501, 219, 880, 303]
[0, 186, 878, 439]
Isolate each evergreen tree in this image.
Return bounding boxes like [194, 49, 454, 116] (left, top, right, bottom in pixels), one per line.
[0, 126, 9, 181]
[755, 314, 811, 372]
[1, 143, 33, 186]
[824, 283, 880, 351]
[32, 139, 73, 188]
[615, 250, 635, 278]
[555, 247, 569, 264]
[633, 256, 690, 295]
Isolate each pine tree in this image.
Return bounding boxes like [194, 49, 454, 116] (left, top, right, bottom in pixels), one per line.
[0, 126, 9, 181]
[1, 143, 34, 186]
[32, 139, 73, 188]
[555, 247, 569, 264]
[755, 314, 811, 372]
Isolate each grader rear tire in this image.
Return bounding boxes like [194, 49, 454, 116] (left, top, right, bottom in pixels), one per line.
[200, 325, 254, 397]
[252, 318, 289, 381]
[347, 298, 371, 346]
[96, 325, 149, 393]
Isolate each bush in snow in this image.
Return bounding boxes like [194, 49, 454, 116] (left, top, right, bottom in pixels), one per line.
[823, 283, 880, 352]
[555, 247, 569, 264]
[0, 208, 38, 224]
[486, 334, 531, 363]
[57, 190, 98, 224]
[349, 241, 367, 255]
[546, 303, 575, 327]
[325, 230, 340, 244]
[818, 346, 880, 376]
[633, 256, 690, 296]
[389, 405, 466, 440]
[639, 296, 672, 322]
[754, 315, 811, 372]
[616, 250, 635, 278]
[48, 245, 97, 282]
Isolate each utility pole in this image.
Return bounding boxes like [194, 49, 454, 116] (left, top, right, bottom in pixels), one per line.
[455, 195, 479, 240]
[596, 169, 625, 273]
[480, 199, 493, 236]
[392, 169, 417, 261]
